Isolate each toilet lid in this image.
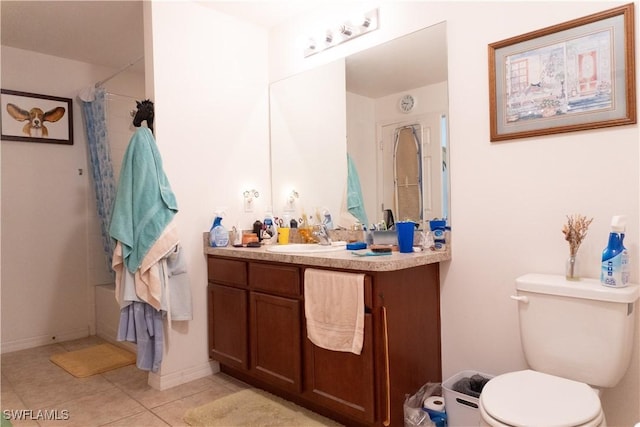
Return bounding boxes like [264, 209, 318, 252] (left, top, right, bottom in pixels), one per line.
[480, 370, 601, 427]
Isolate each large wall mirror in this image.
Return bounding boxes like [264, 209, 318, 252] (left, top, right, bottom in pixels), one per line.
[270, 22, 450, 229]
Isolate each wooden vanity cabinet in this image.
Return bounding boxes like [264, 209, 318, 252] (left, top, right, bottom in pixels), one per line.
[303, 274, 376, 423]
[207, 257, 248, 370]
[207, 254, 442, 427]
[208, 258, 303, 392]
[248, 262, 302, 393]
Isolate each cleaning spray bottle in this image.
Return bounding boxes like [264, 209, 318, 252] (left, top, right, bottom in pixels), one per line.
[262, 209, 278, 245]
[600, 215, 628, 288]
[209, 210, 229, 247]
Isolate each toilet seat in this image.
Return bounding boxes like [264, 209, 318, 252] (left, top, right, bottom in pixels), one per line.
[479, 370, 603, 427]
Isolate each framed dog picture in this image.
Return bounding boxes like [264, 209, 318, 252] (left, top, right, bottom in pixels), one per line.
[1, 89, 73, 145]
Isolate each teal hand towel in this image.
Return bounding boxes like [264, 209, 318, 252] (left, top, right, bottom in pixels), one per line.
[347, 154, 368, 226]
[109, 128, 178, 273]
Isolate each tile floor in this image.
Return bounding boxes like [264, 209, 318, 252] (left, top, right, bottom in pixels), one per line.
[1, 336, 251, 426]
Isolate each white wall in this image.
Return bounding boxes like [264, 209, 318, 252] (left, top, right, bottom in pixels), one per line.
[145, 1, 271, 388]
[269, 2, 639, 425]
[0, 46, 144, 351]
[270, 59, 346, 222]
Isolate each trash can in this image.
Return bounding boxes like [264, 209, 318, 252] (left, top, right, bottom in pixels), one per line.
[442, 370, 493, 427]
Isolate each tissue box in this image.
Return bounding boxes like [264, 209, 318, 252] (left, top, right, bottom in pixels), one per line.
[442, 370, 493, 427]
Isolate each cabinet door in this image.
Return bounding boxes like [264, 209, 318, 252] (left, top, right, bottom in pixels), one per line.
[208, 284, 248, 370]
[249, 292, 302, 393]
[304, 313, 375, 423]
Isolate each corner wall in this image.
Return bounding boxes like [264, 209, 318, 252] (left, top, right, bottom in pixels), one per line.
[145, 1, 271, 388]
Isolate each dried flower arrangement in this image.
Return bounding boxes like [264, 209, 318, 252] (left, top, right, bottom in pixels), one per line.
[562, 214, 594, 257]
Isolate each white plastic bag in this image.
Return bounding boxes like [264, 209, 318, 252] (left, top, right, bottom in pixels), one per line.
[404, 382, 442, 427]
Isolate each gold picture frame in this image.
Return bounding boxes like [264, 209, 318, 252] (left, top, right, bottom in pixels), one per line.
[489, 3, 636, 142]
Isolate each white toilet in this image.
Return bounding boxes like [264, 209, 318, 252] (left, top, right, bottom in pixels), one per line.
[479, 273, 639, 427]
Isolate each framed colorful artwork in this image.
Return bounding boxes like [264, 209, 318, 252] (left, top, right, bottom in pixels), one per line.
[489, 3, 636, 142]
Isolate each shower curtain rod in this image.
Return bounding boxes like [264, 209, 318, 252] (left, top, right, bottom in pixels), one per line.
[94, 56, 144, 88]
[105, 92, 138, 100]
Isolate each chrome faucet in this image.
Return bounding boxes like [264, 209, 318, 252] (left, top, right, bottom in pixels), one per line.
[312, 224, 332, 246]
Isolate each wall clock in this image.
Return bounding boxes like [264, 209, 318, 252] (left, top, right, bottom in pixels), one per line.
[399, 94, 416, 113]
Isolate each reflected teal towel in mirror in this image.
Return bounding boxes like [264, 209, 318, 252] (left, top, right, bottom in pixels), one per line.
[347, 154, 368, 226]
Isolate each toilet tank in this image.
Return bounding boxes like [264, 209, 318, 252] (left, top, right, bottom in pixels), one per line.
[515, 273, 639, 388]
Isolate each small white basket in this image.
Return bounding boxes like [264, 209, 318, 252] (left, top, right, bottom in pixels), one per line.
[442, 370, 493, 427]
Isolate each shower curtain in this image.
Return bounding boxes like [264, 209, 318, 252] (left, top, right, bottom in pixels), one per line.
[80, 87, 117, 273]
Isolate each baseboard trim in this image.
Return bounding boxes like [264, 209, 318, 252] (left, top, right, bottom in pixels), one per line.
[1, 328, 89, 354]
[147, 359, 220, 390]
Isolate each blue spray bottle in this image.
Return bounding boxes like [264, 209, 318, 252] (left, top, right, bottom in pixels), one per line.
[600, 215, 628, 288]
[209, 210, 229, 247]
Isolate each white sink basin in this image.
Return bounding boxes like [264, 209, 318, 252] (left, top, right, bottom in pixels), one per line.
[266, 243, 346, 254]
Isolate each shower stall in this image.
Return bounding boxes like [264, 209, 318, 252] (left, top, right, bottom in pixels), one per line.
[84, 88, 140, 349]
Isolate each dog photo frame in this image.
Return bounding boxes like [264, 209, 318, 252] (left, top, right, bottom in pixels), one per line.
[1, 89, 74, 145]
[489, 3, 636, 142]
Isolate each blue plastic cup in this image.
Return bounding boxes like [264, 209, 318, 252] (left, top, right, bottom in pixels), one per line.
[396, 221, 415, 253]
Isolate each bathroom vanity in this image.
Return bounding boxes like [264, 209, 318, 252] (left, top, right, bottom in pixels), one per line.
[204, 237, 450, 426]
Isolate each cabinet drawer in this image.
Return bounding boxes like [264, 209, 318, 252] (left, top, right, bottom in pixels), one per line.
[207, 257, 247, 287]
[249, 263, 301, 297]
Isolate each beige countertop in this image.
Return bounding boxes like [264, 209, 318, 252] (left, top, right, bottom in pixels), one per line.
[203, 234, 451, 272]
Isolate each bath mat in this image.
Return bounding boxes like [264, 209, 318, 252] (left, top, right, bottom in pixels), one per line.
[183, 388, 343, 426]
[49, 343, 135, 378]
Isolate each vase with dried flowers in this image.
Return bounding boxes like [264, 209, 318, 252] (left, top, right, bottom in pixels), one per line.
[562, 214, 593, 280]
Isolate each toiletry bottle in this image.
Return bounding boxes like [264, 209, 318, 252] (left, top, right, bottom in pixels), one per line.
[601, 215, 628, 288]
[253, 220, 263, 242]
[209, 212, 229, 247]
[621, 224, 630, 284]
[262, 217, 277, 245]
[322, 209, 334, 230]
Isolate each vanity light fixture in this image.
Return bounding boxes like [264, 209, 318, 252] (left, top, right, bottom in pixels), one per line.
[304, 8, 379, 58]
[340, 25, 354, 37]
[325, 31, 334, 45]
[243, 189, 259, 213]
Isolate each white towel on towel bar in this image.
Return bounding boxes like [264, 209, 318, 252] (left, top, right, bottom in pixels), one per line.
[304, 269, 365, 355]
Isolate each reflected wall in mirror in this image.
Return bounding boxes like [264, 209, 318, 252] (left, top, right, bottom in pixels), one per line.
[270, 22, 450, 229]
[270, 60, 347, 223]
[346, 22, 450, 227]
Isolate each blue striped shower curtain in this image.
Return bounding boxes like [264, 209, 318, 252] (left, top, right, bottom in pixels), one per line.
[81, 87, 116, 274]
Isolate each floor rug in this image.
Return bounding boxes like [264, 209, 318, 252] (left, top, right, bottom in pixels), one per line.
[49, 343, 136, 378]
[183, 388, 343, 426]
